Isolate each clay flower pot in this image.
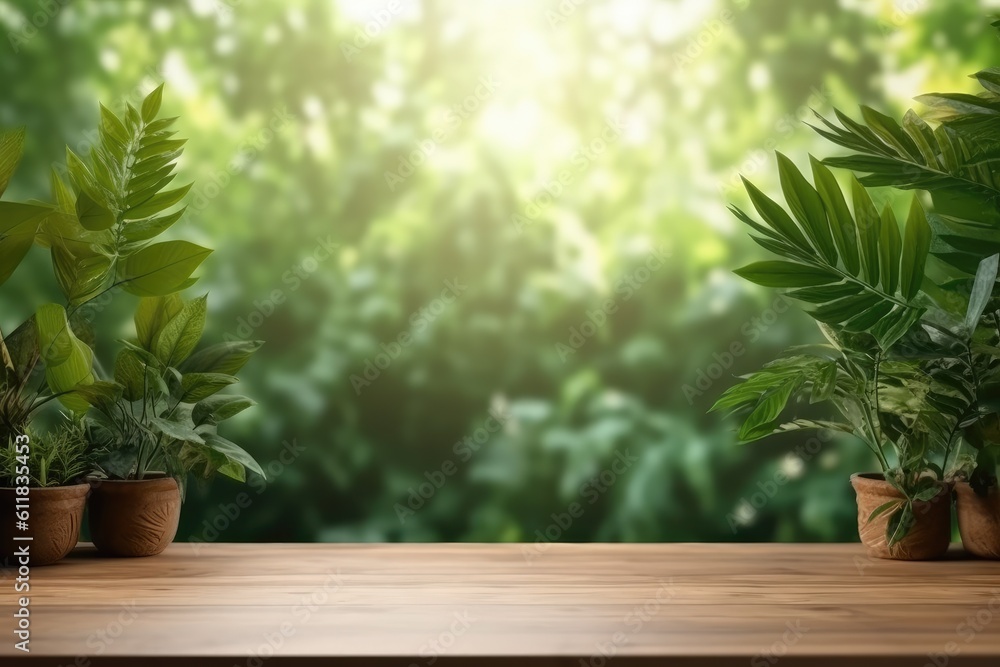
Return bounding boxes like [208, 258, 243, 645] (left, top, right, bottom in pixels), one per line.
[850, 473, 952, 560]
[0, 484, 89, 566]
[88, 475, 181, 557]
[955, 482, 1000, 559]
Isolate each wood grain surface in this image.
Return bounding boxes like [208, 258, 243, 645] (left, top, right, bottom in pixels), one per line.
[3, 542, 1000, 666]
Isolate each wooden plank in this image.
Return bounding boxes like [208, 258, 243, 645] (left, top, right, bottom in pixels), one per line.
[2, 543, 1000, 666]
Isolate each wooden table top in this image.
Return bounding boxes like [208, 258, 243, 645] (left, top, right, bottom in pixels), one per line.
[3, 542, 1000, 666]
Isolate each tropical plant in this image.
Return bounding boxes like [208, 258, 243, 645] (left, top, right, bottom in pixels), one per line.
[2, 84, 211, 434]
[712, 150, 955, 545]
[84, 293, 265, 485]
[0, 125, 96, 451]
[1, 84, 263, 497]
[0, 420, 92, 488]
[803, 26, 1000, 497]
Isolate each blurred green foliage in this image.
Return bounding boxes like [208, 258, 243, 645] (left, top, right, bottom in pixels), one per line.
[1, 0, 998, 543]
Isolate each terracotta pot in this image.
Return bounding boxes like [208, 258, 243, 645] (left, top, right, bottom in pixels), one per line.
[850, 473, 952, 560]
[0, 484, 89, 566]
[88, 475, 181, 557]
[955, 482, 1000, 559]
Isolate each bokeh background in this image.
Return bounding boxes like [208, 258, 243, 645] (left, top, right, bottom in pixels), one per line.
[2, 0, 999, 543]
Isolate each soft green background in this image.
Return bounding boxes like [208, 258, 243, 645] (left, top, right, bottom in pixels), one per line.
[1, 0, 998, 543]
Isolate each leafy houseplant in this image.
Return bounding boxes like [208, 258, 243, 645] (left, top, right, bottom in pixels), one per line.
[49, 85, 265, 557]
[1, 84, 265, 560]
[0, 422, 93, 566]
[0, 126, 100, 566]
[802, 26, 1000, 558]
[712, 153, 956, 559]
[714, 21, 1000, 559]
[84, 294, 264, 556]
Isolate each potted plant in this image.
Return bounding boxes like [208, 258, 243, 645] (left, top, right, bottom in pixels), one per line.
[712, 19, 1000, 559]
[19, 84, 268, 557]
[711, 151, 959, 560]
[0, 421, 92, 566]
[0, 84, 265, 558]
[795, 35, 1000, 558]
[0, 125, 108, 566]
[84, 293, 264, 557]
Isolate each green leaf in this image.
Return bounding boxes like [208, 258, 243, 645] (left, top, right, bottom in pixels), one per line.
[99, 104, 130, 146]
[179, 372, 239, 402]
[72, 380, 122, 413]
[860, 105, 918, 159]
[117, 240, 212, 297]
[51, 244, 111, 305]
[912, 479, 944, 502]
[135, 139, 187, 161]
[123, 183, 192, 220]
[65, 148, 105, 205]
[741, 177, 811, 250]
[811, 362, 838, 403]
[738, 379, 801, 442]
[122, 208, 185, 243]
[851, 177, 882, 285]
[974, 68, 1000, 95]
[74, 189, 116, 231]
[126, 174, 177, 208]
[141, 84, 164, 123]
[0, 202, 49, 286]
[135, 294, 184, 351]
[0, 127, 26, 196]
[35, 303, 95, 413]
[786, 282, 863, 304]
[193, 394, 256, 426]
[885, 502, 915, 547]
[734, 261, 840, 288]
[901, 110, 940, 169]
[900, 199, 932, 301]
[150, 415, 205, 445]
[810, 157, 860, 276]
[878, 204, 901, 294]
[114, 347, 147, 401]
[871, 306, 926, 349]
[776, 153, 837, 264]
[179, 340, 263, 375]
[843, 301, 895, 333]
[966, 254, 999, 332]
[153, 294, 208, 367]
[867, 499, 901, 522]
[202, 433, 265, 480]
[809, 292, 882, 325]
